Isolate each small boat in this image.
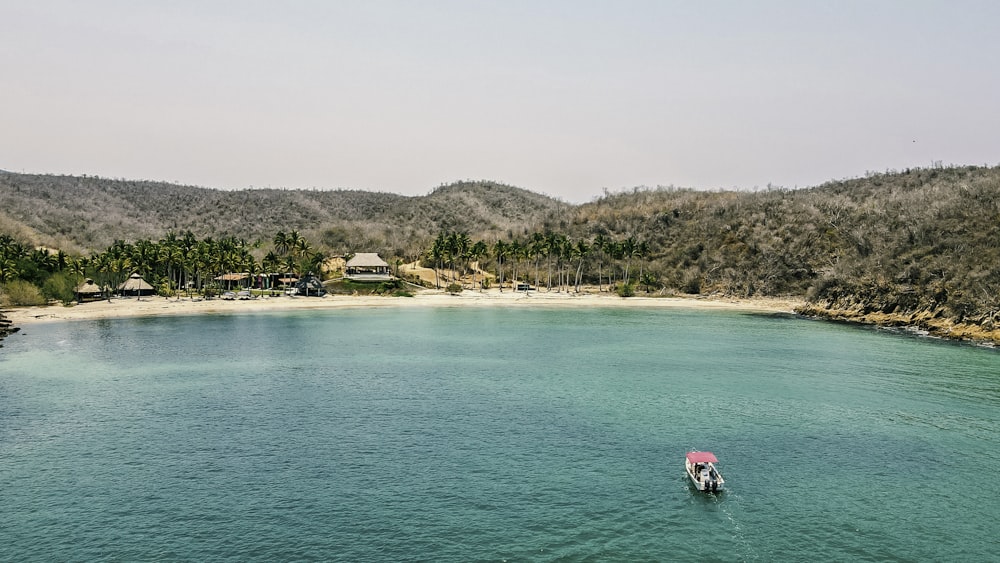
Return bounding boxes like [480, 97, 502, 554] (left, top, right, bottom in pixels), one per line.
[685, 451, 725, 492]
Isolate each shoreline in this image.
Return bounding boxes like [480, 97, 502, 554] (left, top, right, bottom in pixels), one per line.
[4, 289, 803, 326]
[796, 303, 1000, 347]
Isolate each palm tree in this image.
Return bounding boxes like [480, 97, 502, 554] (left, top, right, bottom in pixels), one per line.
[54, 250, 69, 272]
[308, 251, 327, 276]
[544, 232, 563, 291]
[262, 251, 280, 290]
[492, 239, 508, 291]
[469, 240, 488, 290]
[293, 236, 311, 261]
[572, 239, 590, 292]
[91, 253, 111, 300]
[273, 231, 290, 257]
[593, 234, 608, 292]
[529, 232, 546, 289]
[621, 236, 638, 286]
[636, 240, 650, 288]
[430, 233, 447, 289]
[69, 256, 88, 280]
[283, 255, 298, 278]
[179, 231, 197, 296]
[558, 236, 573, 291]
[0, 258, 19, 283]
[640, 271, 660, 293]
[444, 231, 470, 286]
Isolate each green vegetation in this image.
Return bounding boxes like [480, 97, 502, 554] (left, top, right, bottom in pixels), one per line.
[1, 279, 46, 306]
[423, 229, 652, 293]
[3, 165, 1000, 341]
[324, 278, 413, 297]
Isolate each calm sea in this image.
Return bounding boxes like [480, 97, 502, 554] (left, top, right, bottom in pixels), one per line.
[2, 306, 999, 561]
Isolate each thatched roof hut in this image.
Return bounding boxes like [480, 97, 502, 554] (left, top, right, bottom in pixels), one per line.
[75, 278, 103, 301]
[118, 273, 155, 297]
[345, 253, 392, 281]
[294, 273, 326, 296]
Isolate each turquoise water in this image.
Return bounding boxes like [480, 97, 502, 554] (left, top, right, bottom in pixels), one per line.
[2, 307, 999, 561]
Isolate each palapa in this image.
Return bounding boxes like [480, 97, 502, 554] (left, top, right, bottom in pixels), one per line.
[118, 273, 155, 296]
[75, 278, 102, 295]
[345, 253, 389, 269]
[345, 252, 392, 281]
[75, 278, 104, 301]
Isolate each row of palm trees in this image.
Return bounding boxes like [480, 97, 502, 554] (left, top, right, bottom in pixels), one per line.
[425, 230, 654, 292]
[1, 235, 68, 282]
[4, 227, 656, 300]
[89, 231, 329, 296]
[1, 231, 328, 299]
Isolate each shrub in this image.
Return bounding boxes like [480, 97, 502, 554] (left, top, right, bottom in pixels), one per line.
[2, 280, 47, 306]
[41, 272, 77, 304]
[156, 280, 174, 297]
[446, 283, 463, 295]
[376, 280, 403, 294]
[682, 274, 702, 295]
[616, 283, 635, 298]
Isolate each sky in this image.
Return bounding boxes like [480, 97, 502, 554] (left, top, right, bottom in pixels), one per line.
[2, 1, 999, 202]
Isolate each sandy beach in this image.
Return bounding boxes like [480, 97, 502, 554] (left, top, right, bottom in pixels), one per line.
[4, 289, 803, 326]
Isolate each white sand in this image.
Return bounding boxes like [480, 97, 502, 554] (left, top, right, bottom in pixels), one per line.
[4, 288, 802, 326]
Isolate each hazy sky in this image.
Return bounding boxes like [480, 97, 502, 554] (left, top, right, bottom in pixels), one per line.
[3, 1, 998, 202]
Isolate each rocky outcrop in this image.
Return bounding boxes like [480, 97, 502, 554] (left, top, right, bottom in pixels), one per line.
[0, 310, 19, 344]
[795, 301, 1000, 345]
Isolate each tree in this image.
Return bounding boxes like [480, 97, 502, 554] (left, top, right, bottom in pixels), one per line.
[640, 271, 660, 293]
[273, 231, 290, 257]
[622, 236, 638, 286]
[509, 239, 525, 289]
[529, 232, 546, 289]
[0, 258, 19, 283]
[572, 238, 590, 292]
[492, 239, 508, 291]
[593, 234, 608, 292]
[469, 240, 488, 290]
[430, 233, 446, 289]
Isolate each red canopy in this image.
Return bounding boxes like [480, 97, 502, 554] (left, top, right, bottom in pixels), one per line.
[686, 451, 718, 463]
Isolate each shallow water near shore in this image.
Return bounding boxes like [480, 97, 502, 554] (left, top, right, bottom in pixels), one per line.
[2, 307, 999, 561]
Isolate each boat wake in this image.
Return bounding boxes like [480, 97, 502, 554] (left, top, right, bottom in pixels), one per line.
[717, 491, 761, 562]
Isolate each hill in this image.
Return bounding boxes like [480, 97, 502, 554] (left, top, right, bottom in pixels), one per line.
[0, 172, 569, 256]
[3, 165, 1000, 342]
[560, 165, 1000, 341]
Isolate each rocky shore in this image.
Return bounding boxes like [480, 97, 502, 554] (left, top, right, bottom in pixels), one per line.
[795, 302, 1000, 346]
[0, 310, 19, 344]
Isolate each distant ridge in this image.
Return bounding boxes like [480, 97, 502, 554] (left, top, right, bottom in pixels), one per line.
[0, 171, 569, 255]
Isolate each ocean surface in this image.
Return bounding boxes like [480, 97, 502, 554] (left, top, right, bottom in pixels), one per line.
[2, 306, 999, 561]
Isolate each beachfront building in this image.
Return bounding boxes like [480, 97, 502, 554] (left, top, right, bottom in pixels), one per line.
[118, 273, 155, 298]
[345, 253, 392, 282]
[293, 273, 326, 296]
[75, 278, 104, 302]
[214, 272, 249, 290]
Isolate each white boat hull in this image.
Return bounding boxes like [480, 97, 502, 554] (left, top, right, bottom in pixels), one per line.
[685, 459, 724, 492]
